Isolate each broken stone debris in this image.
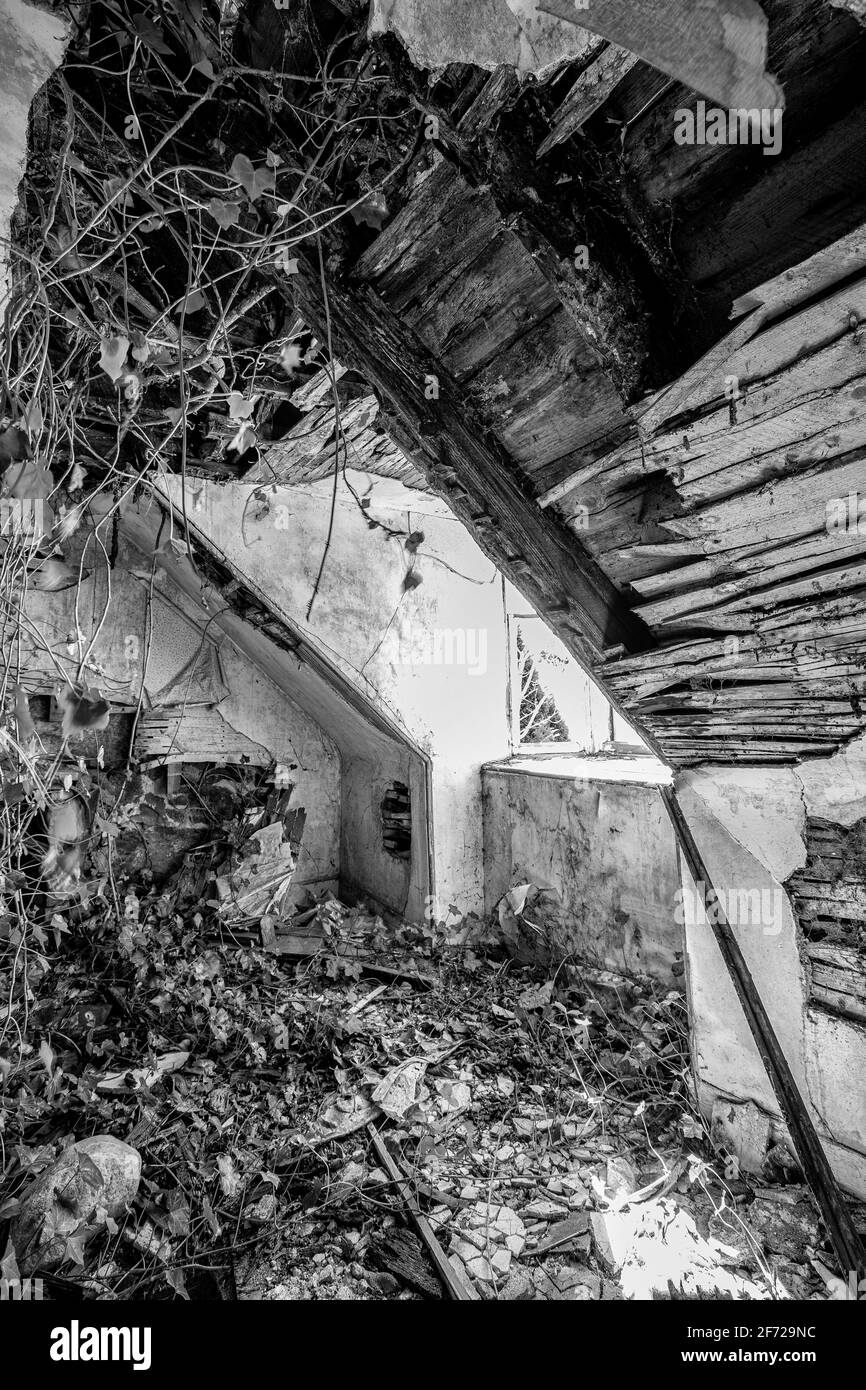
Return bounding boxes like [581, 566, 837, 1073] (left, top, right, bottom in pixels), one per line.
[0, 883, 852, 1302]
[12, 1135, 141, 1275]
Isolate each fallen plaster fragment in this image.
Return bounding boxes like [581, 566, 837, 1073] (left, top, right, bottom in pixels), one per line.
[369, 0, 782, 111]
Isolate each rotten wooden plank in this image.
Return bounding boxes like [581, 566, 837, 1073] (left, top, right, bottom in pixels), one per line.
[367, 1126, 480, 1300]
[537, 43, 640, 156]
[731, 220, 866, 322]
[292, 255, 654, 659]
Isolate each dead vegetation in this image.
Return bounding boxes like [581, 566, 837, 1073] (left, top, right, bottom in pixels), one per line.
[0, 845, 855, 1301]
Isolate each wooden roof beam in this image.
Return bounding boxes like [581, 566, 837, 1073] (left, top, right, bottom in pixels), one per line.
[291, 254, 656, 664]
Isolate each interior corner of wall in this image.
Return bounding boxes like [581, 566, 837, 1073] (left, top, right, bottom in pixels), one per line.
[675, 763, 807, 885]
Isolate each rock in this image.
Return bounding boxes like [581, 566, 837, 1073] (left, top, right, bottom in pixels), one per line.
[556, 1283, 597, 1300]
[590, 1209, 639, 1274]
[366, 1271, 400, 1295]
[606, 1155, 640, 1200]
[244, 1192, 277, 1223]
[561, 1174, 589, 1205]
[447, 1253, 479, 1300]
[491, 1247, 512, 1275]
[532, 1210, 591, 1257]
[523, 1198, 569, 1221]
[530, 1268, 562, 1300]
[464, 1254, 496, 1284]
[451, 1235, 484, 1263]
[12, 1135, 141, 1274]
[500, 1266, 535, 1301]
[490, 1204, 525, 1241]
[553, 1263, 601, 1298]
[748, 1193, 818, 1261]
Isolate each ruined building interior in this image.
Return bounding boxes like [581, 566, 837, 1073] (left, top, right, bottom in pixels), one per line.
[2, 0, 866, 1318]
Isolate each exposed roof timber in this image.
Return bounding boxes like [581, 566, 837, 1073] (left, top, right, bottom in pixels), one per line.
[369, 73, 663, 401]
[247, 370, 428, 491]
[541, 217, 866, 508]
[291, 254, 657, 667]
[536, 42, 640, 156]
[730, 220, 866, 321]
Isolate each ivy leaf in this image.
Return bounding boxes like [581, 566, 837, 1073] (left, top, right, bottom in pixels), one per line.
[229, 153, 275, 203]
[0, 425, 30, 464]
[217, 1153, 242, 1199]
[227, 422, 257, 455]
[207, 198, 241, 229]
[4, 458, 54, 499]
[64, 1231, 89, 1267]
[273, 248, 299, 275]
[102, 176, 133, 211]
[227, 392, 258, 421]
[98, 335, 130, 383]
[131, 14, 174, 55]
[166, 1265, 190, 1299]
[351, 190, 389, 230]
[229, 153, 255, 198]
[58, 686, 111, 739]
[280, 342, 303, 375]
[22, 399, 43, 439]
[131, 335, 151, 365]
[28, 558, 80, 592]
[1, 1240, 20, 1287]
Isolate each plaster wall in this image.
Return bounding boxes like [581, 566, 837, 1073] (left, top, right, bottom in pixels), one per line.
[123, 496, 429, 920]
[678, 754, 866, 1198]
[161, 471, 512, 916]
[483, 763, 683, 984]
[20, 510, 342, 900]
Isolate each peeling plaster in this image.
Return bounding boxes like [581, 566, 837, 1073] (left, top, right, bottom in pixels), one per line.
[678, 748, 866, 1196]
[678, 765, 807, 882]
[795, 731, 866, 827]
[369, 0, 781, 109]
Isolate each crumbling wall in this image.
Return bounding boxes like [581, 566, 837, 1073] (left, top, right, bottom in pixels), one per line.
[17, 508, 341, 902]
[160, 471, 511, 917]
[678, 754, 866, 1199]
[482, 764, 683, 984]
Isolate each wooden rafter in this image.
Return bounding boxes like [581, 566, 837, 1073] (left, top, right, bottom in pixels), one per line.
[291, 255, 656, 672]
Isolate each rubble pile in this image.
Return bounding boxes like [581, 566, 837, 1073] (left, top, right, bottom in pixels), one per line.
[0, 876, 858, 1301]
